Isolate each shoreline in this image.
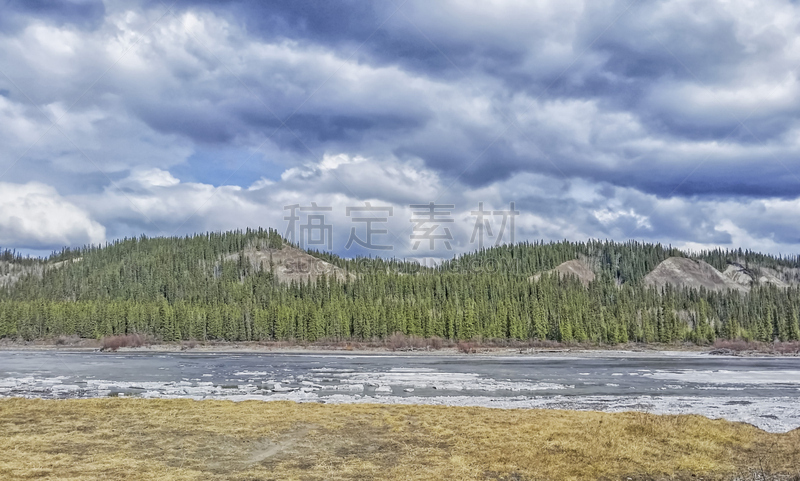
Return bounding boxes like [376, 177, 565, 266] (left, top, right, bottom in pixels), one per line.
[0, 341, 794, 357]
[3, 343, 799, 433]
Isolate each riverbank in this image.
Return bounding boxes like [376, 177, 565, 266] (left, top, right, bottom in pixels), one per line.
[1, 398, 798, 480]
[2, 337, 797, 357]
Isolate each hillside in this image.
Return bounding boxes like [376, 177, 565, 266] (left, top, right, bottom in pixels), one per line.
[223, 244, 352, 284]
[530, 259, 595, 286]
[1, 232, 800, 344]
[644, 257, 748, 293]
[643, 257, 800, 293]
[0, 251, 46, 288]
[0, 261, 39, 288]
[723, 262, 800, 288]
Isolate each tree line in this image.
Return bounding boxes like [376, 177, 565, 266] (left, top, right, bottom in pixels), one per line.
[1, 229, 799, 343]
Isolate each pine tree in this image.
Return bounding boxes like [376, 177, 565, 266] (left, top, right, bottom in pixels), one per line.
[788, 308, 800, 341]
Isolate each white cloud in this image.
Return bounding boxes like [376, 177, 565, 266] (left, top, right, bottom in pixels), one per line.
[0, 181, 105, 248]
[124, 168, 181, 188]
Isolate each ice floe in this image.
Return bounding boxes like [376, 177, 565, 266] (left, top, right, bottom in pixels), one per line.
[2, 351, 799, 433]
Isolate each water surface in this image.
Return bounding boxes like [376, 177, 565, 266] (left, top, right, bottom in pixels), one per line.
[1, 351, 798, 432]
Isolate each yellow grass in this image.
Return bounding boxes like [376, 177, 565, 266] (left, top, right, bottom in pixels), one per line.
[0, 399, 798, 480]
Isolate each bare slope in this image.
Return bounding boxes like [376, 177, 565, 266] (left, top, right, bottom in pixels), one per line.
[224, 245, 352, 284]
[723, 262, 800, 289]
[0, 258, 80, 288]
[722, 264, 756, 290]
[693, 261, 800, 292]
[531, 259, 596, 286]
[756, 266, 793, 287]
[644, 257, 748, 293]
[0, 262, 37, 288]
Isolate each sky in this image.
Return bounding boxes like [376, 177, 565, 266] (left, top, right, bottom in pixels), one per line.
[2, 0, 800, 259]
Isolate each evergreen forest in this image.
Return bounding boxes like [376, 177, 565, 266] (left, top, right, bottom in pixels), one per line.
[1, 228, 799, 344]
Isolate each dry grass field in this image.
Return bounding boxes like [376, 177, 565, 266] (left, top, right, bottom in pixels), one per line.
[0, 398, 798, 480]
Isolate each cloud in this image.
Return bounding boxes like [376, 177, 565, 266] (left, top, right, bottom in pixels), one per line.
[48, 158, 798, 259]
[1, 1, 800, 257]
[0, 181, 105, 249]
[0, 0, 106, 32]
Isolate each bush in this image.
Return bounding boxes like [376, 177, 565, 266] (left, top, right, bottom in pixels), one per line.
[713, 339, 762, 352]
[386, 332, 408, 351]
[773, 341, 800, 355]
[54, 335, 80, 346]
[101, 334, 149, 351]
[457, 341, 475, 354]
[527, 339, 563, 349]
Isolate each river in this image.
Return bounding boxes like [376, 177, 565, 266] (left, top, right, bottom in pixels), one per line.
[1, 350, 798, 432]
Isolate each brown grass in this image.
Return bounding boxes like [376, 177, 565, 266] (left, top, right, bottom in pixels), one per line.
[0, 399, 798, 480]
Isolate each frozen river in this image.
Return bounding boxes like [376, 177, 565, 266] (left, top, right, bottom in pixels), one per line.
[1, 350, 798, 432]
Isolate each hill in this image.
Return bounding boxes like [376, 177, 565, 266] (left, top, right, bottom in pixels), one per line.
[1, 232, 800, 345]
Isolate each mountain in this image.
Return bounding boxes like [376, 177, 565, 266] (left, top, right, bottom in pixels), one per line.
[1, 231, 800, 344]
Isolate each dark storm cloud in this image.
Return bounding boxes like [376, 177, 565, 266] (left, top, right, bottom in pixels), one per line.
[161, 0, 384, 43]
[156, 0, 528, 78]
[284, 113, 424, 144]
[118, 0, 800, 201]
[586, 2, 745, 82]
[134, 102, 238, 145]
[0, 0, 106, 31]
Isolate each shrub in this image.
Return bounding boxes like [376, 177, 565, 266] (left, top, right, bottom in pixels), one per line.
[457, 341, 475, 354]
[386, 332, 408, 351]
[773, 341, 800, 355]
[54, 335, 80, 346]
[408, 335, 426, 350]
[101, 334, 149, 351]
[713, 339, 762, 352]
[385, 333, 437, 351]
[527, 339, 563, 349]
